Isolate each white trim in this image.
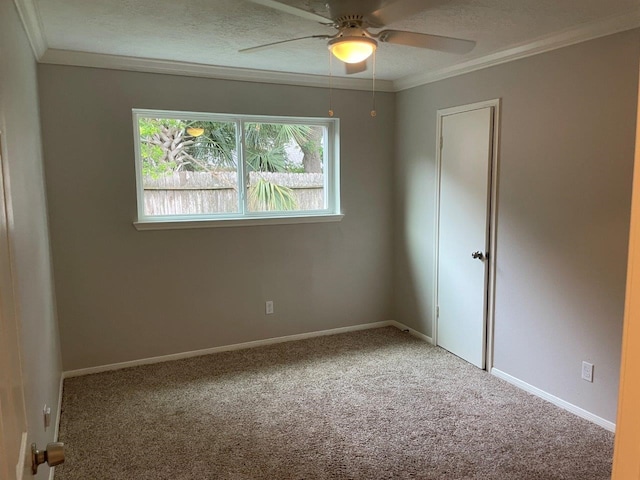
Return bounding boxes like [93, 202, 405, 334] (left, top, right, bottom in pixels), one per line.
[491, 368, 616, 432]
[47, 373, 64, 480]
[388, 320, 433, 344]
[63, 321, 396, 378]
[17, 432, 27, 480]
[132, 111, 146, 224]
[434, 99, 500, 370]
[436, 100, 500, 118]
[12, 0, 47, 59]
[485, 100, 501, 372]
[39, 49, 396, 93]
[53, 374, 63, 439]
[15, 1, 640, 92]
[55, 322, 616, 436]
[433, 119, 441, 350]
[53, 374, 63, 440]
[132, 109, 341, 226]
[393, 8, 640, 91]
[134, 213, 344, 230]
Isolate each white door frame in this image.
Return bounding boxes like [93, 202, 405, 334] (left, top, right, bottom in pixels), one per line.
[0, 130, 29, 479]
[433, 98, 501, 370]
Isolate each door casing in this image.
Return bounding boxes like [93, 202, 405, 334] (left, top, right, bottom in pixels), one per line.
[433, 99, 501, 371]
[0, 130, 29, 479]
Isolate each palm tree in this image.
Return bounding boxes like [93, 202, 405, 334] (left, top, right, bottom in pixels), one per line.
[297, 126, 324, 173]
[139, 118, 323, 211]
[139, 118, 236, 176]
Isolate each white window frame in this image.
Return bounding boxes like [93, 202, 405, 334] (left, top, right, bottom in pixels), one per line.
[132, 109, 342, 230]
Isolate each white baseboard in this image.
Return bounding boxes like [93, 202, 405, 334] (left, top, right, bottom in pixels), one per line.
[388, 320, 433, 344]
[57, 324, 614, 446]
[63, 321, 401, 378]
[491, 368, 616, 432]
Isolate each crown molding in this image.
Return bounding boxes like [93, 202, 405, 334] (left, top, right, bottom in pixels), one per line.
[18, 0, 640, 93]
[39, 49, 396, 92]
[394, 8, 640, 91]
[13, 0, 47, 59]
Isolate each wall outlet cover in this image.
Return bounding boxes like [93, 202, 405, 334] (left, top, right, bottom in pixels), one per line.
[582, 361, 594, 382]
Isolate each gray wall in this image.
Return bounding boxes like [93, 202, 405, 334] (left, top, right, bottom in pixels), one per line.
[35, 25, 638, 424]
[0, 1, 63, 475]
[38, 66, 395, 371]
[394, 30, 640, 422]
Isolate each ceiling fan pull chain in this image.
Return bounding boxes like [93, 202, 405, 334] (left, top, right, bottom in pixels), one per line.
[328, 51, 334, 117]
[371, 50, 377, 118]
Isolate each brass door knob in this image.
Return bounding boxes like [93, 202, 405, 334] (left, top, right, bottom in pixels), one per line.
[31, 442, 65, 474]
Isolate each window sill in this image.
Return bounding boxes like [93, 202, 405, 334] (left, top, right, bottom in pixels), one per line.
[133, 213, 344, 231]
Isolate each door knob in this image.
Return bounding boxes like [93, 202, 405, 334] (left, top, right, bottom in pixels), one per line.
[471, 251, 485, 261]
[31, 442, 65, 474]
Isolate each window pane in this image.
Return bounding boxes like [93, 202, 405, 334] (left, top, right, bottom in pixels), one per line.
[244, 122, 326, 213]
[138, 117, 239, 216]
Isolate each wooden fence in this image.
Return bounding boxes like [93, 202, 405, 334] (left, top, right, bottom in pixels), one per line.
[143, 171, 324, 215]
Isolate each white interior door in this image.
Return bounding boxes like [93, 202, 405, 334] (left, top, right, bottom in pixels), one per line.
[0, 133, 29, 479]
[436, 105, 494, 368]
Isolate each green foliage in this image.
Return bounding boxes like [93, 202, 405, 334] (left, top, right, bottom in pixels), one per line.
[249, 177, 298, 212]
[139, 118, 180, 178]
[138, 117, 321, 211]
[188, 121, 237, 170]
[139, 117, 183, 137]
[141, 144, 174, 178]
[139, 117, 238, 178]
[245, 123, 285, 172]
[300, 136, 323, 156]
[245, 142, 287, 172]
[244, 123, 314, 173]
[273, 123, 312, 146]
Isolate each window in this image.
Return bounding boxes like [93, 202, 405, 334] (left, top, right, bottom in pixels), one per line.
[132, 109, 341, 229]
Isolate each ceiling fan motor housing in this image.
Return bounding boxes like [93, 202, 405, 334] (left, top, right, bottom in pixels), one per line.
[335, 15, 371, 36]
[336, 14, 365, 26]
[334, 15, 375, 44]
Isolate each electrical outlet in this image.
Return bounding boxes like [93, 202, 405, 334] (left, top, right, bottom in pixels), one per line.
[265, 301, 274, 315]
[582, 361, 594, 382]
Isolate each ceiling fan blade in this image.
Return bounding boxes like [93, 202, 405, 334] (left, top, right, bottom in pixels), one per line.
[249, 0, 333, 24]
[376, 30, 476, 54]
[324, 0, 384, 24]
[345, 60, 367, 75]
[239, 35, 331, 54]
[366, 0, 440, 26]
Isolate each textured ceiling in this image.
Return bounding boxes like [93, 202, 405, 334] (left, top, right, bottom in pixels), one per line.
[35, 0, 639, 82]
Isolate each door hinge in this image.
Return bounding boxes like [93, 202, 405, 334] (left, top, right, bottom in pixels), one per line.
[439, 136, 443, 150]
[436, 306, 440, 318]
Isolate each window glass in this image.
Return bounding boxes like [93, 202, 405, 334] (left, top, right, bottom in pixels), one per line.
[245, 122, 326, 213]
[138, 117, 239, 216]
[133, 110, 339, 224]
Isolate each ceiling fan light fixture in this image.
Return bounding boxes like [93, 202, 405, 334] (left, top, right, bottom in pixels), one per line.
[328, 37, 377, 64]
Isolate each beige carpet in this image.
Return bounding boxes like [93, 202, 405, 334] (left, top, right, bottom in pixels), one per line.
[54, 327, 613, 479]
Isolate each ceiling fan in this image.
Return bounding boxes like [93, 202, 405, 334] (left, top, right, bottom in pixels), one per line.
[240, 0, 476, 74]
